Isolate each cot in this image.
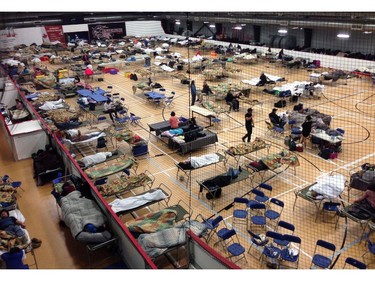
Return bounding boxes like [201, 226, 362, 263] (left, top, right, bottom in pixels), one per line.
[95, 170, 154, 197]
[245, 149, 300, 182]
[84, 156, 137, 180]
[58, 190, 113, 244]
[110, 183, 172, 216]
[175, 151, 226, 187]
[0, 209, 31, 256]
[197, 169, 252, 209]
[224, 137, 271, 167]
[293, 172, 346, 220]
[137, 220, 207, 262]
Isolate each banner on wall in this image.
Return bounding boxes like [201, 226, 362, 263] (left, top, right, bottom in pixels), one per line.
[88, 23, 125, 40]
[42, 25, 66, 45]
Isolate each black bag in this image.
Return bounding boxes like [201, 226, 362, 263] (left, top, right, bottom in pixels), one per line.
[289, 139, 296, 151]
[274, 100, 286, 108]
[347, 204, 371, 220]
[181, 79, 189, 84]
[97, 78, 104, 82]
[319, 148, 332, 160]
[293, 103, 303, 111]
[289, 96, 298, 103]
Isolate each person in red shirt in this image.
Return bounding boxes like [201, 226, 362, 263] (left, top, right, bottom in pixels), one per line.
[169, 111, 180, 129]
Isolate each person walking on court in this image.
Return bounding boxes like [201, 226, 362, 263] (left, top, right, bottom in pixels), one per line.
[242, 108, 254, 142]
[190, 80, 197, 106]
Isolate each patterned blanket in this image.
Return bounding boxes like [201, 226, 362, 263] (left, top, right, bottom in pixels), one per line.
[112, 130, 136, 143]
[97, 173, 152, 197]
[226, 137, 267, 156]
[85, 157, 135, 179]
[201, 100, 227, 114]
[0, 185, 17, 207]
[261, 149, 300, 170]
[0, 230, 28, 253]
[125, 209, 177, 234]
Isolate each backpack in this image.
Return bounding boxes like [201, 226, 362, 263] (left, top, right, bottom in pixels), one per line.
[319, 148, 332, 160]
[289, 139, 296, 151]
[274, 100, 286, 108]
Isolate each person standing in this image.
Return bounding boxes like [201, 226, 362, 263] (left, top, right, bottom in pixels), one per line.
[300, 115, 313, 147]
[190, 80, 197, 106]
[242, 108, 254, 142]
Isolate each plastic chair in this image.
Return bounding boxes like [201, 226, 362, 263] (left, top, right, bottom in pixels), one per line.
[279, 234, 302, 269]
[310, 239, 336, 269]
[265, 198, 284, 228]
[232, 197, 249, 228]
[343, 257, 366, 269]
[219, 229, 247, 264]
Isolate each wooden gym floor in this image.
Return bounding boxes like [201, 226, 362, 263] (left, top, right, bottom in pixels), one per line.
[1, 45, 375, 270]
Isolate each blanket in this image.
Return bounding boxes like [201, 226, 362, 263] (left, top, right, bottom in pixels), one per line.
[226, 137, 267, 156]
[85, 157, 135, 179]
[109, 189, 168, 213]
[0, 230, 28, 253]
[189, 153, 220, 169]
[0, 185, 17, 207]
[261, 149, 300, 170]
[137, 220, 207, 258]
[97, 173, 152, 196]
[309, 174, 346, 199]
[125, 209, 178, 234]
[60, 191, 106, 239]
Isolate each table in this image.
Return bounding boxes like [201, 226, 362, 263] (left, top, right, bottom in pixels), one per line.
[310, 131, 343, 145]
[77, 88, 108, 103]
[190, 105, 216, 128]
[144, 91, 165, 106]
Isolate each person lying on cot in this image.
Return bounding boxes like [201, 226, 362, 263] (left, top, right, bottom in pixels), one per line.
[77, 151, 118, 168]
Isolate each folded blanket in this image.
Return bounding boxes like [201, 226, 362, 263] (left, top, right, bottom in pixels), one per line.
[309, 174, 346, 199]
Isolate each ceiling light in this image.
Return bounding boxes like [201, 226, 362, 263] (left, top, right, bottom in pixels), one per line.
[209, 24, 216, 28]
[337, 33, 350, 38]
[204, 22, 209, 24]
[364, 31, 372, 34]
[278, 29, 288, 34]
[233, 26, 242, 30]
[175, 22, 181, 25]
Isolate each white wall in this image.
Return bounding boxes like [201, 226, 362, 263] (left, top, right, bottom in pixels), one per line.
[125, 21, 165, 36]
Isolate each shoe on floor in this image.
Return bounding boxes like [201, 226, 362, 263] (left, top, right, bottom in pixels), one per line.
[242, 137, 246, 142]
[32, 238, 42, 243]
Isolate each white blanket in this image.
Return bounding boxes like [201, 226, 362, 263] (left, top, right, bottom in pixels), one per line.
[39, 99, 65, 111]
[190, 153, 220, 168]
[109, 189, 168, 213]
[80, 152, 112, 168]
[309, 174, 346, 199]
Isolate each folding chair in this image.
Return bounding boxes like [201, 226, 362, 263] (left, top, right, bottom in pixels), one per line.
[196, 214, 224, 243]
[248, 202, 267, 233]
[130, 113, 141, 126]
[247, 229, 269, 260]
[219, 229, 247, 264]
[259, 231, 283, 268]
[343, 257, 366, 269]
[2, 175, 25, 194]
[265, 198, 284, 229]
[257, 183, 273, 203]
[279, 234, 301, 269]
[310, 239, 336, 269]
[274, 220, 295, 248]
[232, 197, 249, 229]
